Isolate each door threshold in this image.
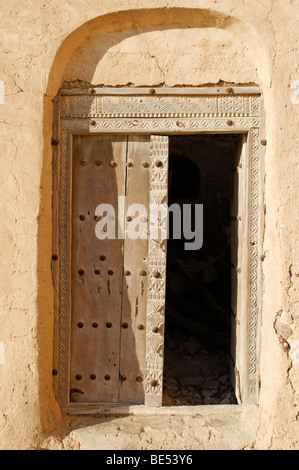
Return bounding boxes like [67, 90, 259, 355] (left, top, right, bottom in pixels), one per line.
[63, 403, 242, 416]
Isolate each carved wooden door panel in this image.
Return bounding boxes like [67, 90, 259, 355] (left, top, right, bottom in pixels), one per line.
[70, 134, 168, 405]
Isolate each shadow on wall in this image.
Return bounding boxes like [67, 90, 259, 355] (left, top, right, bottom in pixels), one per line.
[47, 7, 271, 96]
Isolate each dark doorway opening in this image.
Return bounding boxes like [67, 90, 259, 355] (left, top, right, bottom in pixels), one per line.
[163, 134, 243, 406]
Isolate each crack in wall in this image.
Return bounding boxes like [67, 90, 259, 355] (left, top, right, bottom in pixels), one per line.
[266, 1, 277, 87]
[128, 4, 166, 85]
[143, 35, 166, 85]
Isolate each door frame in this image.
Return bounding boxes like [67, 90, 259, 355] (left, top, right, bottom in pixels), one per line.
[52, 87, 264, 414]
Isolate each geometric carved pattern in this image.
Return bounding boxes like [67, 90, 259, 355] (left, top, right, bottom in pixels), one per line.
[248, 128, 260, 399]
[145, 136, 169, 406]
[60, 93, 261, 118]
[57, 128, 71, 406]
[218, 96, 251, 115]
[54, 88, 261, 410]
[103, 96, 218, 116]
[87, 118, 260, 132]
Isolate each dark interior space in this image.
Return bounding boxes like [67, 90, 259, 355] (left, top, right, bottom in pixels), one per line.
[163, 134, 242, 406]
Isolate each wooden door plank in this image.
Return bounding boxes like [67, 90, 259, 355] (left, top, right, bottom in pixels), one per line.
[230, 135, 247, 403]
[70, 135, 127, 403]
[118, 136, 151, 404]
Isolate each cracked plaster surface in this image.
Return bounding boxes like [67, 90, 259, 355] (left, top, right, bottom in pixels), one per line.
[0, 0, 299, 450]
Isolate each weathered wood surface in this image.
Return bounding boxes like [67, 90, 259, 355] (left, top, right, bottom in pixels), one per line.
[70, 135, 127, 403]
[230, 136, 247, 403]
[119, 136, 150, 404]
[59, 86, 262, 96]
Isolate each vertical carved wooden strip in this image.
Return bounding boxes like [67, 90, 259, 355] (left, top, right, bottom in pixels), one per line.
[247, 128, 260, 402]
[119, 136, 150, 404]
[57, 127, 71, 407]
[232, 129, 260, 405]
[145, 135, 169, 407]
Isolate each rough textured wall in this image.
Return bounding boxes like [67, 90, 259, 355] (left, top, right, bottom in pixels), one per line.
[62, 27, 259, 86]
[0, 0, 298, 450]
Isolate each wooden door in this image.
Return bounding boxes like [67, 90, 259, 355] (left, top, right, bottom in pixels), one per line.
[69, 134, 167, 405]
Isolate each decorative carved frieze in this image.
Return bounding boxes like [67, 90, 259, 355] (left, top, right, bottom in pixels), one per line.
[59, 93, 260, 119]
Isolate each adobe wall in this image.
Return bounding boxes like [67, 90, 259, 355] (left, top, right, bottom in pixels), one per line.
[0, 0, 298, 449]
